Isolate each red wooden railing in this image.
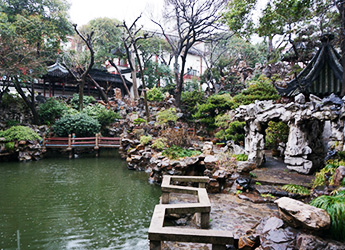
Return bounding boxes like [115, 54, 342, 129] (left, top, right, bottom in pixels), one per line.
[43, 134, 121, 150]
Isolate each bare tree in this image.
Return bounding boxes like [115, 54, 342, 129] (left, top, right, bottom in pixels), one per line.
[153, 0, 226, 106]
[120, 15, 151, 121]
[65, 24, 95, 111]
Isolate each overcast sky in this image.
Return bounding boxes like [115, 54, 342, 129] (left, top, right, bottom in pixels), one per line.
[68, 0, 163, 29]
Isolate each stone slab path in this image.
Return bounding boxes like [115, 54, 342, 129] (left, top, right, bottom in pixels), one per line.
[162, 193, 277, 250]
[251, 155, 315, 187]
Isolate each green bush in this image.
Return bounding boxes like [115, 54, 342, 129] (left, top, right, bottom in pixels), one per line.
[38, 98, 70, 125]
[232, 76, 280, 107]
[181, 90, 205, 119]
[193, 94, 235, 129]
[265, 121, 289, 149]
[53, 113, 101, 137]
[133, 118, 147, 125]
[215, 121, 245, 145]
[313, 164, 338, 188]
[146, 86, 164, 102]
[152, 138, 167, 150]
[281, 184, 310, 196]
[310, 191, 345, 241]
[82, 104, 120, 127]
[157, 108, 179, 126]
[71, 94, 95, 109]
[0, 126, 41, 141]
[162, 145, 201, 159]
[140, 135, 152, 145]
[234, 153, 248, 161]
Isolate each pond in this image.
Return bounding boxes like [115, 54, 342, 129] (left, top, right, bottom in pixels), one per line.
[0, 151, 161, 250]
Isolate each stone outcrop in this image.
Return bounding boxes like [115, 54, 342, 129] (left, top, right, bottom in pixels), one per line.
[235, 94, 345, 174]
[333, 166, 345, 186]
[274, 197, 330, 231]
[253, 216, 345, 250]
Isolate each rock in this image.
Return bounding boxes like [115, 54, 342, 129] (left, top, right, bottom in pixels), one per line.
[255, 216, 298, 250]
[204, 155, 218, 163]
[310, 94, 322, 103]
[333, 165, 345, 186]
[202, 142, 213, 155]
[323, 93, 343, 106]
[274, 197, 331, 231]
[236, 161, 256, 173]
[295, 93, 306, 104]
[296, 233, 345, 250]
[225, 140, 245, 155]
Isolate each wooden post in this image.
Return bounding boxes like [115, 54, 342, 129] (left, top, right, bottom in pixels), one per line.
[67, 134, 72, 150]
[95, 133, 100, 157]
[42, 135, 46, 149]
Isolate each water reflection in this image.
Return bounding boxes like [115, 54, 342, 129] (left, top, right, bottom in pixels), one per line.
[0, 151, 161, 249]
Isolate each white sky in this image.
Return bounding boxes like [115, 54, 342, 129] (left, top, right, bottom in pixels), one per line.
[68, 0, 164, 30]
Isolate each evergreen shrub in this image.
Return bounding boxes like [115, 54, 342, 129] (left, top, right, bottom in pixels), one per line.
[38, 98, 70, 125]
[53, 113, 100, 137]
[146, 86, 164, 102]
[0, 126, 41, 141]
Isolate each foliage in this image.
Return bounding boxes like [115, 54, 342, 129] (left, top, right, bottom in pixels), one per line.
[0, 92, 25, 109]
[0, 126, 41, 141]
[250, 172, 257, 178]
[77, 17, 123, 67]
[82, 104, 120, 127]
[159, 128, 192, 148]
[234, 153, 248, 161]
[265, 121, 289, 149]
[337, 151, 345, 161]
[38, 98, 70, 125]
[133, 118, 147, 125]
[215, 121, 245, 145]
[281, 184, 310, 196]
[143, 61, 174, 89]
[5, 120, 19, 127]
[261, 194, 276, 199]
[71, 94, 95, 110]
[313, 164, 338, 188]
[193, 94, 234, 129]
[162, 145, 201, 160]
[140, 135, 152, 145]
[181, 90, 205, 119]
[146, 86, 164, 102]
[310, 191, 345, 241]
[5, 142, 15, 151]
[157, 108, 179, 126]
[53, 113, 101, 137]
[232, 76, 280, 107]
[151, 138, 168, 150]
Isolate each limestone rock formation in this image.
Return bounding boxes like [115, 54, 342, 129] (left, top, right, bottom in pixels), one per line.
[235, 94, 345, 174]
[274, 197, 330, 231]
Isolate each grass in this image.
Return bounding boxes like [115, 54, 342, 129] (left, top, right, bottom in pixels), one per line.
[310, 190, 345, 241]
[281, 184, 310, 196]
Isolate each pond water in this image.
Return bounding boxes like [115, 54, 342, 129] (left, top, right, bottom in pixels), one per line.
[0, 151, 161, 250]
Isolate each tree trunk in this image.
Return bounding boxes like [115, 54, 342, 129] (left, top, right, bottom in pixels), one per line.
[108, 60, 131, 98]
[175, 53, 187, 107]
[79, 79, 85, 111]
[13, 81, 40, 125]
[130, 46, 139, 99]
[88, 74, 109, 103]
[133, 45, 150, 122]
